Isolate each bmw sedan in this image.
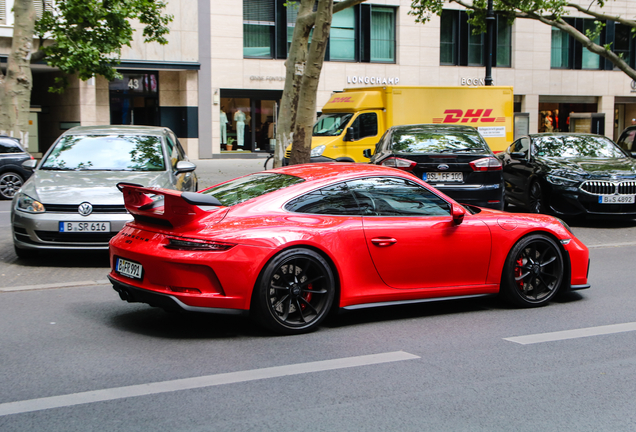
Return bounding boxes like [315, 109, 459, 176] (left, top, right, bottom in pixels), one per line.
[498, 133, 636, 216]
[109, 163, 589, 335]
[12, 125, 197, 257]
[367, 124, 504, 210]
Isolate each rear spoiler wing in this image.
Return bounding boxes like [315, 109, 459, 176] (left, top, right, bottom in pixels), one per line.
[117, 183, 224, 228]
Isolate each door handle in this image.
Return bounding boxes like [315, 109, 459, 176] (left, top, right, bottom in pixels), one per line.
[371, 237, 397, 247]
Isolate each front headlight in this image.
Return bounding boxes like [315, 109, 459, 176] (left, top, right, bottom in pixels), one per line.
[15, 193, 45, 213]
[546, 175, 579, 186]
[310, 145, 326, 157]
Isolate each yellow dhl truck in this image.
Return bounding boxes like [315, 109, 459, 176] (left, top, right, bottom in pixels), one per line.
[286, 86, 514, 163]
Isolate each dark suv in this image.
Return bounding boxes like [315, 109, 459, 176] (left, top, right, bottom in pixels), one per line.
[0, 136, 34, 200]
[367, 124, 504, 210]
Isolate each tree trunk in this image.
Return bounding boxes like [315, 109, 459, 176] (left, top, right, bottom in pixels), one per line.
[0, 0, 36, 148]
[288, 0, 333, 166]
[274, 0, 314, 168]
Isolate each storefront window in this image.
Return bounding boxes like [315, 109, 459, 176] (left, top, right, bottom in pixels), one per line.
[330, 7, 356, 61]
[109, 72, 159, 126]
[371, 7, 395, 62]
[220, 91, 282, 152]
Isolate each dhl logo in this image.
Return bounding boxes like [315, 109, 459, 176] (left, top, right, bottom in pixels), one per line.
[432, 109, 506, 124]
[329, 96, 354, 104]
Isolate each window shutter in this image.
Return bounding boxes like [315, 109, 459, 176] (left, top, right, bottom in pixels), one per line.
[243, 0, 275, 24]
[0, 0, 6, 23]
[33, 0, 52, 19]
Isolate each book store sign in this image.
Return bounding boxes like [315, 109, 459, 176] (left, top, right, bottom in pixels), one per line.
[347, 76, 400, 85]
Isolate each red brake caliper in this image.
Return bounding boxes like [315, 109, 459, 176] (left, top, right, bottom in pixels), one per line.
[301, 283, 313, 310]
[515, 258, 524, 290]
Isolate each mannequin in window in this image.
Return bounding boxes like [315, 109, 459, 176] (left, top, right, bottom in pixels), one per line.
[220, 108, 228, 145]
[234, 109, 247, 148]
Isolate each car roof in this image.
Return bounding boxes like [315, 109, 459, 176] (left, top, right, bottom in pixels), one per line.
[62, 125, 170, 137]
[388, 124, 480, 134]
[267, 162, 411, 183]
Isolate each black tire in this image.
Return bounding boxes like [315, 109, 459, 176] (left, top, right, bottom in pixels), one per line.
[527, 181, 544, 213]
[0, 172, 24, 200]
[500, 234, 564, 307]
[14, 245, 36, 259]
[252, 248, 335, 334]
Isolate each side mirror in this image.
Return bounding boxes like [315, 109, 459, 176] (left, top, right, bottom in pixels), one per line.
[344, 127, 354, 142]
[631, 151, 636, 158]
[22, 159, 37, 170]
[175, 160, 196, 173]
[363, 149, 372, 159]
[451, 203, 465, 225]
[510, 152, 527, 160]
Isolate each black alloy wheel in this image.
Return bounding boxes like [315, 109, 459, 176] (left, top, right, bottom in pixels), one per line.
[253, 248, 335, 334]
[528, 181, 544, 213]
[500, 234, 564, 307]
[0, 172, 24, 200]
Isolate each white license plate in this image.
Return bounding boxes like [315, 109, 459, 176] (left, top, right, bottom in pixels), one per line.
[598, 195, 635, 204]
[116, 258, 143, 280]
[424, 172, 463, 182]
[59, 221, 111, 232]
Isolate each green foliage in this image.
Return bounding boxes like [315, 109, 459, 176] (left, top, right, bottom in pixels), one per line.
[408, 0, 570, 32]
[34, 0, 173, 92]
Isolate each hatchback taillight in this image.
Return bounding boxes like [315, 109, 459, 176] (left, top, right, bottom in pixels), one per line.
[469, 157, 502, 171]
[381, 157, 417, 171]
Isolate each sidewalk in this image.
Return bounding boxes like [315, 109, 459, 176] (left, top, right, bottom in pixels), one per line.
[191, 157, 268, 189]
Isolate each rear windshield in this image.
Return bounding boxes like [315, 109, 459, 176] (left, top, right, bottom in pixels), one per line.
[201, 173, 304, 206]
[0, 138, 26, 153]
[390, 129, 487, 154]
[41, 135, 165, 171]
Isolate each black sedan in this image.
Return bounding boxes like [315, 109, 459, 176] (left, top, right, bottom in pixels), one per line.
[367, 124, 504, 210]
[0, 135, 34, 200]
[498, 133, 636, 216]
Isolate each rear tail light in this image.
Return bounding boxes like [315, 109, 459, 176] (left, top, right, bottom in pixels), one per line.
[164, 237, 235, 251]
[381, 157, 417, 171]
[469, 157, 502, 171]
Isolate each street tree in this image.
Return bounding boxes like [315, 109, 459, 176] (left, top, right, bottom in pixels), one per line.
[277, 0, 366, 167]
[0, 0, 172, 147]
[409, 0, 636, 80]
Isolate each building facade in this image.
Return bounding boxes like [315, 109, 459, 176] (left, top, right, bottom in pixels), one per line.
[2, 0, 636, 158]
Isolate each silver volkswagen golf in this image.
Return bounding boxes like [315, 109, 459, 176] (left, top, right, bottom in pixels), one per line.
[11, 125, 198, 257]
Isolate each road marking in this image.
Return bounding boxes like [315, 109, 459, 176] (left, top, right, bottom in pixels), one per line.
[0, 351, 419, 416]
[0, 280, 110, 292]
[504, 322, 636, 345]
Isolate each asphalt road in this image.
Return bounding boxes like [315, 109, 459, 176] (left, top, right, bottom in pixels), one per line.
[1, 160, 636, 430]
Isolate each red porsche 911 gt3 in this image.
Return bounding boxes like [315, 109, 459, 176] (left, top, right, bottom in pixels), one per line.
[108, 163, 590, 334]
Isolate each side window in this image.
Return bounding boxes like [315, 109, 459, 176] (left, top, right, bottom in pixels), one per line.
[350, 113, 378, 141]
[512, 137, 530, 154]
[0, 139, 22, 153]
[285, 182, 361, 215]
[347, 177, 451, 216]
[165, 135, 181, 168]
